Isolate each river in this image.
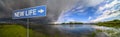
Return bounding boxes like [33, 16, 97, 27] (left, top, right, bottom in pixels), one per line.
[51, 24, 120, 37]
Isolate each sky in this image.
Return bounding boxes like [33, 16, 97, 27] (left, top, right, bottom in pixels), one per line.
[0, 0, 120, 24]
[0, 0, 82, 24]
[57, 0, 120, 23]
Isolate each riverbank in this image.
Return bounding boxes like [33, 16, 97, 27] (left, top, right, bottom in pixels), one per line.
[95, 19, 120, 28]
[94, 20, 120, 37]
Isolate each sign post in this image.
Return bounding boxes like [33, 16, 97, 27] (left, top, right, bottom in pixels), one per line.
[12, 5, 46, 37]
[27, 18, 29, 37]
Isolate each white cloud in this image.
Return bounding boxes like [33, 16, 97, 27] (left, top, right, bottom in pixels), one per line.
[76, 6, 83, 9]
[57, 0, 120, 23]
[95, 0, 120, 14]
[91, 0, 120, 22]
[68, 18, 75, 22]
[85, 0, 104, 6]
[91, 11, 120, 22]
[78, 9, 84, 12]
[88, 16, 92, 20]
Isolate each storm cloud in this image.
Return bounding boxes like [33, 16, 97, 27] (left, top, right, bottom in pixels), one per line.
[0, 0, 79, 24]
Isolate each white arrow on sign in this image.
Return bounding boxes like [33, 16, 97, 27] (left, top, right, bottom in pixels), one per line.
[38, 9, 44, 13]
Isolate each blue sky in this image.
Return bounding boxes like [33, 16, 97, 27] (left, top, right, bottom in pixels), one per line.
[57, 0, 120, 23]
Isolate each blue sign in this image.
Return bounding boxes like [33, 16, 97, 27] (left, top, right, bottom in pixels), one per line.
[13, 5, 46, 19]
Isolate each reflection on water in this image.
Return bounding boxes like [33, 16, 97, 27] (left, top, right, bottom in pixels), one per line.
[53, 25, 95, 35]
[52, 24, 120, 37]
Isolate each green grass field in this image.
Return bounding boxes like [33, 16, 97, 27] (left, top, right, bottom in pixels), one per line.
[0, 24, 59, 37]
[0, 24, 34, 37]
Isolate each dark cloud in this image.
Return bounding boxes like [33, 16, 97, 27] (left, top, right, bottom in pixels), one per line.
[0, 0, 78, 24]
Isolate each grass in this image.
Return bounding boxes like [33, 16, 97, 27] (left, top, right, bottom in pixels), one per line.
[96, 19, 120, 28]
[0, 24, 34, 37]
[0, 24, 63, 37]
